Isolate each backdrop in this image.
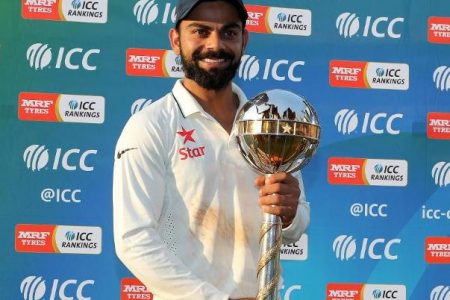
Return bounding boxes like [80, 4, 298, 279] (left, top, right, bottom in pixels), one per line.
[1, 0, 449, 299]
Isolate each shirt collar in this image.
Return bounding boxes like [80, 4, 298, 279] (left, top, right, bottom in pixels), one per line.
[171, 79, 248, 118]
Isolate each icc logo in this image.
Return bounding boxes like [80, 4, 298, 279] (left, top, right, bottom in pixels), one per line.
[20, 275, 94, 300]
[430, 285, 450, 300]
[332, 235, 400, 260]
[26, 43, 100, 71]
[334, 109, 403, 135]
[131, 98, 153, 115]
[71, 0, 99, 10]
[133, 0, 176, 25]
[372, 289, 399, 299]
[431, 161, 450, 187]
[336, 12, 404, 38]
[69, 100, 96, 110]
[239, 54, 305, 82]
[433, 66, 450, 91]
[23, 145, 97, 172]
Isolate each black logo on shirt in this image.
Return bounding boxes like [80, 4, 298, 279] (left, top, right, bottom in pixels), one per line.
[116, 147, 138, 159]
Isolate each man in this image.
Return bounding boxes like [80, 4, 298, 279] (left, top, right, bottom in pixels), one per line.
[113, 0, 310, 299]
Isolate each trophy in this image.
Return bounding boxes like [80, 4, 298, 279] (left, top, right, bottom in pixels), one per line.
[235, 89, 320, 300]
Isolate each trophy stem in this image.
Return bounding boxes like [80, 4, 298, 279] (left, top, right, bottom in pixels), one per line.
[256, 175, 282, 300]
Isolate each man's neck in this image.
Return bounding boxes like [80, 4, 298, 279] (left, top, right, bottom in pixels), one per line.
[182, 78, 239, 134]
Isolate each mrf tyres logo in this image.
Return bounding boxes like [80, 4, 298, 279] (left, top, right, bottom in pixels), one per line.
[328, 157, 408, 187]
[133, 0, 176, 25]
[430, 286, 450, 300]
[15, 224, 101, 254]
[334, 109, 403, 135]
[18, 92, 104, 124]
[23, 145, 97, 172]
[121, 278, 153, 300]
[20, 275, 95, 300]
[428, 17, 450, 44]
[239, 54, 305, 82]
[330, 60, 409, 90]
[431, 161, 450, 187]
[22, 0, 108, 23]
[126, 48, 183, 77]
[336, 12, 404, 39]
[425, 237, 450, 264]
[326, 283, 406, 300]
[427, 112, 450, 139]
[26, 43, 100, 71]
[332, 235, 401, 261]
[245, 4, 311, 36]
[433, 66, 450, 91]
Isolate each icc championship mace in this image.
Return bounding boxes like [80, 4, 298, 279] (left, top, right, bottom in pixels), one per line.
[235, 89, 320, 300]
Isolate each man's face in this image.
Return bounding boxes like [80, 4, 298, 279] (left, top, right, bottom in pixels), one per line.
[170, 1, 248, 90]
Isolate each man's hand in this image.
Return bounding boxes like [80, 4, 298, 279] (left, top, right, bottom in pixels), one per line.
[255, 172, 300, 227]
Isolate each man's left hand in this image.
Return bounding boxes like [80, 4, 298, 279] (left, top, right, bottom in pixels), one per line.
[254, 172, 300, 227]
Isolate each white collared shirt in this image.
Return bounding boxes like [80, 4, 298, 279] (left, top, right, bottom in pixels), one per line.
[113, 80, 310, 300]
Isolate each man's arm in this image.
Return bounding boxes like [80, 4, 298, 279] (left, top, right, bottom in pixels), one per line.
[113, 113, 229, 300]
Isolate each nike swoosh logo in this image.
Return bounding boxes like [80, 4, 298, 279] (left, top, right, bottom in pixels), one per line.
[116, 147, 138, 159]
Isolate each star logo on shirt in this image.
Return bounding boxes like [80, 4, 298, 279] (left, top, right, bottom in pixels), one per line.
[177, 127, 196, 144]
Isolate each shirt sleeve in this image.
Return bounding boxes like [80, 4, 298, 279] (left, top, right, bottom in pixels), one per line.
[113, 113, 229, 300]
[281, 171, 310, 244]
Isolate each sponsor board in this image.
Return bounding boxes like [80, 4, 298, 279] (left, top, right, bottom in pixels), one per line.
[281, 234, 308, 260]
[422, 205, 450, 221]
[430, 285, 450, 300]
[126, 48, 183, 77]
[328, 157, 408, 187]
[18, 92, 104, 124]
[23, 145, 97, 172]
[26, 43, 100, 71]
[431, 161, 450, 187]
[330, 60, 409, 90]
[334, 109, 403, 135]
[41, 188, 82, 203]
[245, 4, 311, 36]
[428, 17, 450, 44]
[15, 224, 102, 254]
[333, 235, 401, 261]
[433, 66, 450, 91]
[239, 54, 305, 82]
[133, 0, 176, 25]
[350, 203, 388, 218]
[20, 275, 95, 300]
[336, 12, 404, 39]
[427, 112, 450, 139]
[121, 278, 153, 300]
[326, 283, 406, 300]
[425, 237, 450, 264]
[131, 98, 153, 115]
[280, 284, 302, 300]
[22, 0, 108, 23]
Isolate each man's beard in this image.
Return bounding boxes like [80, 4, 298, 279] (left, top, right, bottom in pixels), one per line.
[180, 46, 241, 90]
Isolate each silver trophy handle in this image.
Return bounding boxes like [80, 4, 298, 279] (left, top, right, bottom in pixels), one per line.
[257, 176, 282, 300]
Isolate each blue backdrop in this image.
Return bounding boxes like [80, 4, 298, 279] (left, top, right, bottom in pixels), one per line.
[1, 0, 449, 299]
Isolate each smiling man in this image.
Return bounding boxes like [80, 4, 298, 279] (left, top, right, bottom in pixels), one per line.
[113, 1, 310, 299]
